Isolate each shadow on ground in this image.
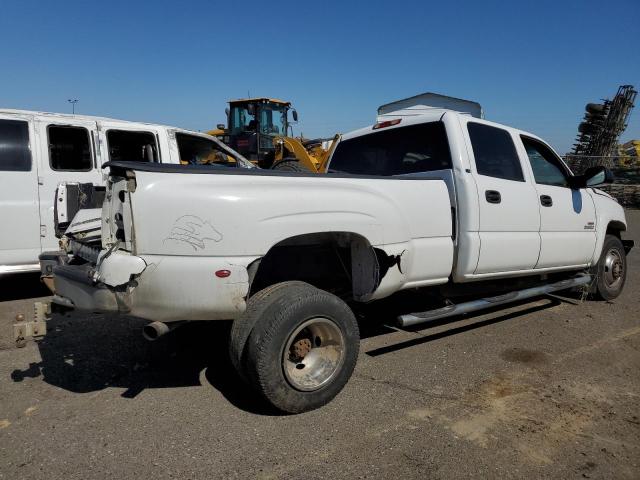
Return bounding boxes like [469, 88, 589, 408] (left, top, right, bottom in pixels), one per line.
[9, 292, 565, 415]
[9, 313, 283, 415]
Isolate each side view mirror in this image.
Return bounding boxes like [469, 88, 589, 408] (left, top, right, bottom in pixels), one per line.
[572, 166, 614, 189]
[291, 109, 298, 122]
[224, 108, 230, 118]
[216, 124, 226, 130]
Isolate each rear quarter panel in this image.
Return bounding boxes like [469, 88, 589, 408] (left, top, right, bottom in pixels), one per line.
[128, 171, 454, 297]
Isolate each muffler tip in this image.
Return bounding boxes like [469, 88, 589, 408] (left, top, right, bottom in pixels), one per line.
[143, 321, 170, 341]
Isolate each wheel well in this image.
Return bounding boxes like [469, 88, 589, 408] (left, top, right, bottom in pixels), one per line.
[249, 232, 381, 301]
[606, 220, 626, 238]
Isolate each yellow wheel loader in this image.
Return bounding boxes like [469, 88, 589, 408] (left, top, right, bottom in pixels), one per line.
[208, 98, 337, 172]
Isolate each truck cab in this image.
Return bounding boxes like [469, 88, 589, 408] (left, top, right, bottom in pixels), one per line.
[327, 110, 627, 283]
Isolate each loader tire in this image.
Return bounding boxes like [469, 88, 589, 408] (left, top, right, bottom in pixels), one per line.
[229, 281, 316, 383]
[590, 234, 627, 301]
[272, 158, 310, 172]
[244, 283, 359, 413]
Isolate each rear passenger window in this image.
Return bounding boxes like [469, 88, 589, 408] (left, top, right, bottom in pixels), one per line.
[0, 119, 31, 171]
[329, 122, 452, 176]
[107, 130, 158, 162]
[48, 125, 92, 171]
[467, 123, 524, 182]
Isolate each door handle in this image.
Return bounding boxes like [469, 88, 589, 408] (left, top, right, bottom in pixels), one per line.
[485, 190, 501, 204]
[540, 195, 553, 207]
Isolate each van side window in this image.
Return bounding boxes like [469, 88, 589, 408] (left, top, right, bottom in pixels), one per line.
[107, 130, 158, 162]
[48, 125, 92, 171]
[329, 122, 452, 176]
[467, 123, 524, 182]
[176, 133, 231, 166]
[521, 136, 569, 187]
[0, 119, 31, 171]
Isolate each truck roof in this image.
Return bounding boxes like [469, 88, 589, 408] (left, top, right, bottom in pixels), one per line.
[340, 109, 548, 148]
[0, 108, 221, 141]
[228, 98, 291, 106]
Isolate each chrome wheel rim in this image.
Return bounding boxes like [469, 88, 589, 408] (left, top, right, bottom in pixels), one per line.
[603, 248, 624, 290]
[282, 317, 345, 392]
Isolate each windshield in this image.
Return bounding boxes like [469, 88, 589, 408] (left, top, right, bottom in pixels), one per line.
[176, 132, 254, 169]
[258, 104, 287, 136]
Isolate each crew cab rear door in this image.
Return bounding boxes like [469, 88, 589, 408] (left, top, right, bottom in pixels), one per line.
[461, 119, 541, 274]
[517, 136, 597, 268]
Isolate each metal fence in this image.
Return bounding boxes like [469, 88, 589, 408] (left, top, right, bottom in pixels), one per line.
[564, 155, 640, 209]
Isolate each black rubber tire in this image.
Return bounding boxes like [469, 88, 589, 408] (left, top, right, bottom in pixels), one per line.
[271, 158, 310, 172]
[229, 281, 316, 383]
[586, 103, 606, 114]
[244, 283, 359, 414]
[590, 234, 627, 301]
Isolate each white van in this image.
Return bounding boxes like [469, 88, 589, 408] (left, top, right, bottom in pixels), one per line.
[0, 109, 252, 274]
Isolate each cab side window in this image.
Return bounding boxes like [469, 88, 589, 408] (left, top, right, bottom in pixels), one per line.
[48, 125, 92, 171]
[467, 122, 524, 182]
[107, 130, 158, 162]
[521, 136, 568, 187]
[0, 119, 31, 171]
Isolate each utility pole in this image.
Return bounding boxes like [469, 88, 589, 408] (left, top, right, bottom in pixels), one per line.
[67, 99, 78, 114]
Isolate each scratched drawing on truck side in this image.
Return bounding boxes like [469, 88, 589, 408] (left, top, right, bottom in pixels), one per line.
[163, 215, 223, 250]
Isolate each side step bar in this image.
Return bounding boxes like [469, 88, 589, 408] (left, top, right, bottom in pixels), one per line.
[397, 274, 591, 328]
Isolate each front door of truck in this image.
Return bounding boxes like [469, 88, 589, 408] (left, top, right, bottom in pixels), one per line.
[518, 136, 597, 268]
[462, 120, 541, 274]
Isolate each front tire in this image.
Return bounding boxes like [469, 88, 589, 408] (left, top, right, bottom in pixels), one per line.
[591, 234, 627, 300]
[243, 282, 359, 413]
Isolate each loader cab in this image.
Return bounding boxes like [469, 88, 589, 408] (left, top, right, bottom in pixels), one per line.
[222, 98, 295, 166]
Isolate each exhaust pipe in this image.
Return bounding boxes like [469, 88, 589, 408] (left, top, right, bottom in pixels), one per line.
[143, 321, 186, 341]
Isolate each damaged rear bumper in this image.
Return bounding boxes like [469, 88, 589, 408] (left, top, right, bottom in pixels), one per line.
[52, 263, 133, 312]
[42, 250, 258, 322]
[45, 250, 146, 313]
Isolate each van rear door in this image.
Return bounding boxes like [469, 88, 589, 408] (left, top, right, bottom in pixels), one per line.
[35, 117, 102, 254]
[0, 114, 41, 271]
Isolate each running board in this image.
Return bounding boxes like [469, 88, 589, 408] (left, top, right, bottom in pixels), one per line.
[397, 274, 591, 328]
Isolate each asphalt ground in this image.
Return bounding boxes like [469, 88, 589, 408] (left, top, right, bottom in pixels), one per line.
[1, 211, 638, 479]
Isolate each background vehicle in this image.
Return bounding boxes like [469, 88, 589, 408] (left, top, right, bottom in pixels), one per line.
[209, 98, 337, 172]
[0, 109, 251, 275]
[41, 108, 632, 413]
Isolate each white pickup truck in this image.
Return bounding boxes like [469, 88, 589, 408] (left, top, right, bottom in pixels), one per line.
[40, 109, 632, 413]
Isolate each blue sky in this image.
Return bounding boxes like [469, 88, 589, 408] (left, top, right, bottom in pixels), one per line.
[1, 0, 638, 153]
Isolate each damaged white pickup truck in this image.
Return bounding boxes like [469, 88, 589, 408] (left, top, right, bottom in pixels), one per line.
[40, 110, 632, 413]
